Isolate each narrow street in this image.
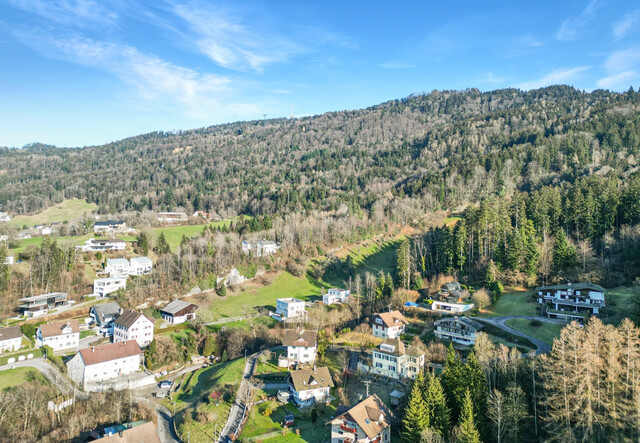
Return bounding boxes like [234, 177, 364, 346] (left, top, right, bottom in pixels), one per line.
[478, 315, 566, 354]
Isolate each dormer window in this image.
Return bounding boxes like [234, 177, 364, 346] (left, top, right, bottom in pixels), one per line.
[375, 318, 382, 324]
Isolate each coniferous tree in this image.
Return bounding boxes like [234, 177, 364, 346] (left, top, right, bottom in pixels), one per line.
[423, 372, 451, 437]
[454, 389, 482, 443]
[397, 238, 411, 289]
[442, 343, 466, 423]
[155, 232, 171, 254]
[464, 351, 488, 433]
[402, 376, 429, 442]
[137, 232, 149, 255]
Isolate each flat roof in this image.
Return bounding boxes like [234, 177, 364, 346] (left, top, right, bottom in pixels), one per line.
[19, 292, 67, 302]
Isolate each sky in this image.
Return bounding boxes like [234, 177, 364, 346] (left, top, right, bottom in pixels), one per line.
[1, 0, 640, 148]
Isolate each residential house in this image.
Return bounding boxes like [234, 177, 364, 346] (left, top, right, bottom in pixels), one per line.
[0, 326, 23, 353]
[93, 220, 127, 234]
[90, 302, 122, 332]
[94, 277, 127, 297]
[371, 311, 408, 339]
[241, 239, 281, 257]
[159, 300, 198, 324]
[67, 340, 141, 389]
[0, 234, 7, 242]
[328, 394, 392, 443]
[157, 212, 187, 223]
[429, 281, 474, 313]
[17, 231, 31, 240]
[36, 320, 80, 351]
[323, 288, 350, 305]
[40, 226, 52, 236]
[370, 338, 425, 380]
[128, 257, 153, 276]
[18, 292, 68, 318]
[536, 282, 606, 321]
[282, 329, 317, 365]
[106, 258, 131, 278]
[434, 316, 483, 346]
[3, 256, 14, 265]
[193, 211, 220, 221]
[77, 238, 126, 252]
[0, 212, 10, 222]
[113, 310, 154, 347]
[94, 421, 160, 443]
[287, 367, 334, 407]
[275, 298, 307, 321]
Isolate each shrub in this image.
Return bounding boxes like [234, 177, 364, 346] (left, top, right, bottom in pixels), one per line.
[530, 319, 543, 327]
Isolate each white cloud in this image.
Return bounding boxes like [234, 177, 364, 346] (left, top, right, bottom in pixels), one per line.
[517, 66, 590, 90]
[613, 10, 640, 40]
[597, 48, 640, 90]
[556, 0, 599, 42]
[8, 0, 120, 27]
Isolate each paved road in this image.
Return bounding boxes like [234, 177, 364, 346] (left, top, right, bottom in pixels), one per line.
[219, 352, 259, 442]
[478, 315, 565, 354]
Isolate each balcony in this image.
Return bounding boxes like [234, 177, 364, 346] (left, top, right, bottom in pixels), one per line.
[340, 424, 357, 434]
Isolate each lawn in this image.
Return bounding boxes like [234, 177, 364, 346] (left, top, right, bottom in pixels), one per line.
[10, 233, 95, 255]
[602, 286, 636, 325]
[0, 367, 48, 390]
[206, 272, 324, 322]
[8, 199, 97, 228]
[504, 319, 565, 346]
[149, 217, 241, 252]
[79, 330, 97, 339]
[478, 291, 540, 317]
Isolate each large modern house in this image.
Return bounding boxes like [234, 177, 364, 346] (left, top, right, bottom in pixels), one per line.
[159, 300, 198, 324]
[93, 277, 127, 297]
[105, 257, 152, 278]
[322, 288, 350, 305]
[371, 310, 408, 339]
[328, 394, 392, 443]
[128, 257, 153, 276]
[536, 282, 606, 321]
[18, 292, 68, 318]
[36, 320, 80, 351]
[93, 220, 127, 234]
[77, 238, 126, 252]
[434, 316, 483, 346]
[286, 367, 334, 407]
[370, 338, 425, 380]
[241, 240, 281, 257]
[67, 340, 142, 389]
[113, 310, 154, 347]
[282, 329, 318, 366]
[275, 298, 307, 321]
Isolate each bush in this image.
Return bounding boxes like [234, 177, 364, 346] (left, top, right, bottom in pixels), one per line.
[530, 319, 543, 327]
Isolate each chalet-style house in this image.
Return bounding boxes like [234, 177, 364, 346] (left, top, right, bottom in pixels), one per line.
[282, 329, 318, 365]
[67, 340, 141, 389]
[77, 238, 126, 252]
[287, 366, 334, 407]
[370, 338, 425, 379]
[93, 277, 127, 297]
[0, 326, 23, 353]
[323, 288, 350, 305]
[113, 310, 154, 347]
[329, 394, 392, 443]
[93, 220, 127, 234]
[18, 292, 68, 318]
[159, 300, 198, 324]
[536, 282, 606, 321]
[371, 310, 408, 339]
[241, 239, 281, 257]
[434, 316, 483, 346]
[90, 302, 121, 334]
[275, 298, 307, 321]
[36, 320, 80, 351]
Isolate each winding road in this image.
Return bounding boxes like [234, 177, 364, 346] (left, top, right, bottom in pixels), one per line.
[478, 315, 566, 353]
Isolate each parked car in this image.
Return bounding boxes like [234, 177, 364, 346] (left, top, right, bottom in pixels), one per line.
[159, 380, 173, 389]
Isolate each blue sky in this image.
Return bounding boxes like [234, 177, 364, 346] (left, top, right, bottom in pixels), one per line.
[1, 0, 640, 147]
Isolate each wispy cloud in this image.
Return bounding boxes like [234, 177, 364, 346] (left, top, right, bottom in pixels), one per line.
[481, 72, 508, 85]
[613, 9, 640, 40]
[597, 47, 640, 89]
[8, 0, 120, 27]
[517, 66, 590, 90]
[170, 1, 302, 72]
[556, 0, 600, 42]
[379, 62, 416, 69]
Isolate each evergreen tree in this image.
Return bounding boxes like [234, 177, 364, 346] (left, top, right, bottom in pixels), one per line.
[397, 238, 411, 289]
[155, 232, 171, 254]
[0, 245, 9, 291]
[441, 343, 466, 423]
[454, 389, 482, 443]
[144, 339, 157, 369]
[423, 373, 451, 436]
[402, 378, 430, 442]
[137, 232, 149, 255]
[464, 351, 488, 435]
[553, 230, 576, 271]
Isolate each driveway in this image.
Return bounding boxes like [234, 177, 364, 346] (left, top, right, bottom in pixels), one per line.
[478, 315, 565, 354]
[219, 352, 260, 442]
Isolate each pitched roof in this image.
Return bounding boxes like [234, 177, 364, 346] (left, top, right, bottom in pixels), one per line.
[535, 282, 606, 293]
[97, 421, 160, 443]
[283, 329, 317, 347]
[333, 394, 391, 439]
[373, 310, 408, 328]
[92, 302, 121, 324]
[160, 300, 197, 315]
[114, 309, 154, 328]
[0, 326, 22, 341]
[39, 320, 79, 338]
[79, 340, 141, 366]
[94, 220, 125, 227]
[288, 367, 334, 392]
[377, 338, 424, 358]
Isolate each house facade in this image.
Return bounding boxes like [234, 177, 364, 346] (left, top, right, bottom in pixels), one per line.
[283, 329, 317, 365]
[371, 311, 408, 339]
[36, 320, 80, 351]
[434, 316, 483, 346]
[105, 258, 131, 278]
[0, 326, 23, 353]
[94, 277, 127, 297]
[157, 212, 187, 223]
[129, 257, 153, 276]
[287, 367, 334, 407]
[276, 298, 306, 320]
[93, 220, 127, 233]
[67, 340, 141, 389]
[536, 282, 606, 321]
[90, 302, 121, 331]
[113, 310, 154, 347]
[370, 338, 425, 380]
[241, 240, 281, 257]
[322, 288, 350, 305]
[159, 300, 198, 324]
[18, 292, 68, 318]
[77, 238, 126, 252]
[329, 394, 391, 443]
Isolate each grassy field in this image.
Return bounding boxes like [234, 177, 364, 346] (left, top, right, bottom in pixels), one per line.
[504, 318, 565, 345]
[478, 291, 540, 317]
[207, 272, 325, 321]
[149, 217, 242, 252]
[602, 286, 636, 325]
[8, 199, 97, 228]
[0, 367, 48, 390]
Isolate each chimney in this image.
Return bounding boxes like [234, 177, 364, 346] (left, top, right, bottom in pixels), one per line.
[91, 347, 95, 352]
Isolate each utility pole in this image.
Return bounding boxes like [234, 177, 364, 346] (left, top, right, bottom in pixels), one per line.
[362, 380, 371, 397]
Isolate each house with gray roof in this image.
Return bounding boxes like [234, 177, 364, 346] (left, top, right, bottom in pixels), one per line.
[159, 300, 198, 324]
[0, 326, 23, 353]
[434, 316, 483, 346]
